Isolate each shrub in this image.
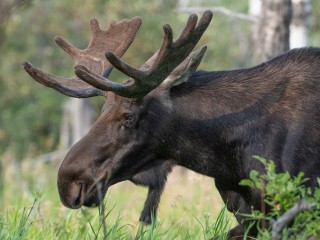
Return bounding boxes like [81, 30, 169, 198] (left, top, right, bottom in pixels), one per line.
[239, 156, 320, 239]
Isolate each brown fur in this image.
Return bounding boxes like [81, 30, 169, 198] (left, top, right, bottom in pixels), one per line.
[58, 48, 320, 238]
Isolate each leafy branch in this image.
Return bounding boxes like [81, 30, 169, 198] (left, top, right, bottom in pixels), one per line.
[239, 156, 320, 239]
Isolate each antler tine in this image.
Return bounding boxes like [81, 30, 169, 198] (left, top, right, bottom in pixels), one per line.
[23, 16, 142, 98]
[89, 18, 101, 36]
[75, 65, 133, 94]
[54, 36, 78, 59]
[23, 61, 104, 97]
[155, 45, 207, 91]
[76, 10, 213, 98]
[104, 51, 146, 80]
[175, 14, 198, 45]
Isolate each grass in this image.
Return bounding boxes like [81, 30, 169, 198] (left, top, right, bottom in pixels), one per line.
[0, 158, 233, 239]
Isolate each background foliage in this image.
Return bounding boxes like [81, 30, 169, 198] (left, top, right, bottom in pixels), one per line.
[0, 0, 254, 159]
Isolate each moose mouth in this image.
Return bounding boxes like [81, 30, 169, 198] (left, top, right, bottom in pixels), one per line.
[62, 176, 110, 209]
[61, 160, 148, 209]
[82, 179, 110, 208]
[80, 160, 156, 208]
[81, 171, 134, 208]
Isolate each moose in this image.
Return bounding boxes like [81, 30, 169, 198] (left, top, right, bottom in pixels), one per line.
[23, 10, 320, 239]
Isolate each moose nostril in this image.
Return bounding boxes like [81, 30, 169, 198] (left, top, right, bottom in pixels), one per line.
[72, 183, 83, 208]
[58, 178, 86, 209]
[60, 182, 85, 209]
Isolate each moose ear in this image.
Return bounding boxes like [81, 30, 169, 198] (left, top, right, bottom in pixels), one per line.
[159, 46, 207, 90]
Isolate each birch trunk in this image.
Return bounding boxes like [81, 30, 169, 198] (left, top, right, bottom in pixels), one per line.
[290, 0, 311, 48]
[59, 99, 94, 148]
[252, 0, 292, 63]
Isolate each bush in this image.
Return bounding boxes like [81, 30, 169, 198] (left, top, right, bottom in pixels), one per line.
[239, 156, 320, 239]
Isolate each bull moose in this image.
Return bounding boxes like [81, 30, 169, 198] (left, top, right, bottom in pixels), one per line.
[23, 10, 320, 239]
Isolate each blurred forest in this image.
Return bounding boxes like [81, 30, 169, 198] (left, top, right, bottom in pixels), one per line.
[0, 0, 320, 161]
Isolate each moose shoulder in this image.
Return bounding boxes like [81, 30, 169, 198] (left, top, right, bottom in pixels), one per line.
[23, 10, 320, 239]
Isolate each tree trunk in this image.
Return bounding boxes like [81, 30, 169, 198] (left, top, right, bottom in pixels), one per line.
[249, 0, 261, 17]
[290, 0, 311, 48]
[59, 99, 94, 148]
[252, 0, 292, 63]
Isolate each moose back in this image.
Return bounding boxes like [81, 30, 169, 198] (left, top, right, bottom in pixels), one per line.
[23, 11, 320, 239]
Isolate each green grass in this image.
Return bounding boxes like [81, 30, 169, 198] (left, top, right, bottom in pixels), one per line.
[0, 159, 233, 239]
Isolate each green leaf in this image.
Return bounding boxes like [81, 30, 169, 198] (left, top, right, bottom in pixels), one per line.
[249, 170, 259, 182]
[239, 179, 254, 187]
[253, 155, 267, 165]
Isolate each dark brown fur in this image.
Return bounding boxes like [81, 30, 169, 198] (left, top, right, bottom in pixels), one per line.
[58, 48, 320, 238]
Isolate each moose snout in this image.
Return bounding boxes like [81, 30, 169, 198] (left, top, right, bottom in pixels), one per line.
[57, 138, 109, 209]
[57, 181, 85, 209]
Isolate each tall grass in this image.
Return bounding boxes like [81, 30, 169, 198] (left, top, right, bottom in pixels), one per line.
[0, 158, 233, 239]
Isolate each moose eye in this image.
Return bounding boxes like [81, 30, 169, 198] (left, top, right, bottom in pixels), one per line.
[123, 114, 136, 128]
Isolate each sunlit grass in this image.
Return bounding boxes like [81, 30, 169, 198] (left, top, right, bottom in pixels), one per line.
[0, 158, 233, 239]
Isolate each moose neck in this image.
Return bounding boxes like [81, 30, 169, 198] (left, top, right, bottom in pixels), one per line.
[159, 63, 291, 182]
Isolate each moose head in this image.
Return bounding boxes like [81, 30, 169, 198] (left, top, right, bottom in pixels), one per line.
[23, 11, 213, 212]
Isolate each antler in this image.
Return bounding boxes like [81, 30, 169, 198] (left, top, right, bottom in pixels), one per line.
[75, 10, 213, 98]
[22, 17, 142, 98]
